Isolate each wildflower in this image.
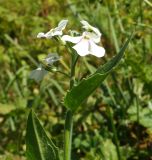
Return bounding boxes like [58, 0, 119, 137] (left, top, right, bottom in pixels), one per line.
[62, 31, 105, 57]
[29, 65, 48, 82]
[43, 53, 61, 65]
[37, 20, 68, 39]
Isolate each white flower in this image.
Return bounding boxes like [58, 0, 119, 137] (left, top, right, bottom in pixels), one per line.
[29, 66, 48, 82]
[37, 19, 68, 39]
[62, 31, 105, 58]
[43, 53, 61, 65]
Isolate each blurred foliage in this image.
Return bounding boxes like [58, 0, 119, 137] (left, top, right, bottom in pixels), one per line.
[0, 0, 152, 159]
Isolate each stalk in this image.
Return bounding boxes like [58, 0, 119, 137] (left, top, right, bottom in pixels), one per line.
[64, 110, 73, 160]
[64, 51, 78, 160]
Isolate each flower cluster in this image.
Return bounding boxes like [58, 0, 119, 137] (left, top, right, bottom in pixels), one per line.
[31, 20, 105, 82]
[37, 19, 105, 58]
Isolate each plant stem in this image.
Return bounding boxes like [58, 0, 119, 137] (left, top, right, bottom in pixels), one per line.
[64, 50, 78, 160]
[64, 110, 73, 160]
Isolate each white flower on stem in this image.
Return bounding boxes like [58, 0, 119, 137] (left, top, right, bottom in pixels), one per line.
[62, 31, 105, 58]
[37, 20, 68, 39]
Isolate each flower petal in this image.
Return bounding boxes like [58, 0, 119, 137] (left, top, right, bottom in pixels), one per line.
[56, 19, 68, 31]
[51, 30, 63, 36]
[44, 30, 53, 38]
[72, 39, 89, 56]
[80, 20, 101, 37]
[37, 31, 53, 39]
[29, 66, 48, 82]
[44, 53, 60, 65]
[37, 32, 46, 38]
[80, 20, 90, 27]
[61, 35, 82, 44]
[89, 40, 105, 57]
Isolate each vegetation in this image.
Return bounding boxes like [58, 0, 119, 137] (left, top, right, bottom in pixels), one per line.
[0, 0, 152, 159]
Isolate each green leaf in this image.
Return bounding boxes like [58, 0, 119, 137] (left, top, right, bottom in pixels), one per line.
[100, 139, 119, 160]
[128, 102, 152, 131]
[26, 110, 59, 160]
[64, 34, 133, 111]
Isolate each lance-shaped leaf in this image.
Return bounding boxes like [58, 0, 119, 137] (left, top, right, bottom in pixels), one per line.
[26, 110, 59, 160]
[64, 34, 133, 111]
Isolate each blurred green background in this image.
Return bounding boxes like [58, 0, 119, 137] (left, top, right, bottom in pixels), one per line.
[0, 0, 152, 159]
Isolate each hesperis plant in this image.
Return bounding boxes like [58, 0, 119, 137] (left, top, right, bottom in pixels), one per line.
[26, 19, 132, 160]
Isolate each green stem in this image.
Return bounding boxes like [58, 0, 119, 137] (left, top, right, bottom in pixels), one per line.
[64, 110, 73, 160]
[64, 50, 78, 160]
